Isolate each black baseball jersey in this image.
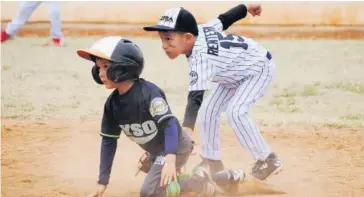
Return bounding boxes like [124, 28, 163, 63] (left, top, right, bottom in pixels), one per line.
[101, 78, 189, 155]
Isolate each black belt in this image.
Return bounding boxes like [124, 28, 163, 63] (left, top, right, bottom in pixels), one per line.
[266, 51, 272, 60]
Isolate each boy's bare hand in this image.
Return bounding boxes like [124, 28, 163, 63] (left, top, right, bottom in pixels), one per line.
[160, 154, 177, 186]
[182, 127, 193, 134]
[247, 4, 262, 17]
[87, 184, 107, 197]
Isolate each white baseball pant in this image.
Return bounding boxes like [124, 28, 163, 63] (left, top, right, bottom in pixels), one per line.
[5, 1, 62, 39]
[199, 60, 275, 161]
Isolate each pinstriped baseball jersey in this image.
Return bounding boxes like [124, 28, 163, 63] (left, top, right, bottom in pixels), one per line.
[188, 18, 269, 91]
[142, 6, 278, 166]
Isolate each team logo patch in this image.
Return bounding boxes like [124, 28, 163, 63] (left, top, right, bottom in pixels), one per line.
[189, 71, 198, 85]
[150, 97, 169, 117]
[160, 15, 173, 23]
[154, 156, 165, 166]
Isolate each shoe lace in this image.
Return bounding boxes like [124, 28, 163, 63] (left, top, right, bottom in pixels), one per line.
[252, 160, 265, 172]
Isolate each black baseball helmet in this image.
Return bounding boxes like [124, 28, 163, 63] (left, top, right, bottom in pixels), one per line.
[77, 36, 144, 84]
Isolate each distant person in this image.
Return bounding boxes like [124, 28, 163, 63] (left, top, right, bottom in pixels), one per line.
[1, 1, 63, 46]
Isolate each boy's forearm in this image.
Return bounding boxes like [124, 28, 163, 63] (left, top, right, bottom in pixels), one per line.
[218, 4, 248, 30]
[163, 117, 179, 154]
[98, 137, 117, 185]
[182, 90, 205, 130]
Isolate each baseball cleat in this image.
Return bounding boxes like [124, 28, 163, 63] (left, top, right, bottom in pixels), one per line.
[220, 169, 246, 195]
[42, 38, 64, 47]
[251, 152, 282, 180]
[1, 30, 10, 42]
[193, 164, 216, 197]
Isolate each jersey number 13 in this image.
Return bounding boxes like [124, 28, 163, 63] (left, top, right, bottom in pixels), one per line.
[217, 33, 248, 50]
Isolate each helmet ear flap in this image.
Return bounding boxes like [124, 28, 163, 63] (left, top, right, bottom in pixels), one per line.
[91, 65, 103, 84]
[106, 63, 126, 83]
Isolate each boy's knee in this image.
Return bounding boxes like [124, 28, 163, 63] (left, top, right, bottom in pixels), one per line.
[226, 105, 249, 123]
[198, 105, 221, 124]
[226, 105, 236, 123]
[140, 186, 155, 197]
[198, 105, 209, 117]
[140, 184, 165, 197]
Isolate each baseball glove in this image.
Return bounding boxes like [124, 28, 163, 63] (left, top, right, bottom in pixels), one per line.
[135, 141, 196, 176]
[135, 152, 155, 176]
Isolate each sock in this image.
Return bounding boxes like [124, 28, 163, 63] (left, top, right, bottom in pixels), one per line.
[177, 172, 193, 181]
[176, 172, 204, 194]
[211, 171, 231, 185]
[211, 169, 245, 191]
[165, 181, 181, 197]
[227, 169, 245, 181]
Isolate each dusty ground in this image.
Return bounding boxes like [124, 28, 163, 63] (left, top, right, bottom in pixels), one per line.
[1, 37, 364, 197]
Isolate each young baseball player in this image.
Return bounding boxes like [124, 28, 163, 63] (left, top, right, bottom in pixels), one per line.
[143, 4, 282, 180]
[1, 1, 63, 46]
[77, 36, 247, 197]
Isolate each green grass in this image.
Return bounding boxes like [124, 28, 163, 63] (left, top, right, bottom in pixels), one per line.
[339, 114, 364, 121]
[313, 81, 321, 87]
[300, 84, 319, 96]
[287, 98, 296, 105]
[4, 115, 30, 119]
[278, 83, 320, 98]
[21, 103, 35, 112]
[328, 82, 364, 94]
[270, 97, 302, 113]
[4, 104, 16, 108]
[42, 104, 59, 113]
[71, 100, 81, 108]
[277, 105, 302, 113]
[2, 65, 10, 71]
[280, 88, 297, 97]
[269, 98, 283, 106]
[323, 123, 351, 129]
[278, 105, 303, 113]
[72, 73, 80, 80]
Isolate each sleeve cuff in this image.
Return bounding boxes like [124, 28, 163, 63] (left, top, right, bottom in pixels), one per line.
[100, 133, 120, 138]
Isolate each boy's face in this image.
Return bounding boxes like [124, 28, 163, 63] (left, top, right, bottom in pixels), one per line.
[158, 32, 187, 59]
[96, 58, 118, 89]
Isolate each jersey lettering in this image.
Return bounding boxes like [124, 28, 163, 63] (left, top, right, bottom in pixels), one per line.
[188, 21, 267, 91]
[130, 124, 144, 137]
[217, 32, 248, 50]
[120, 120, 157, 137]
[203, 26, 219, 56]
[120, 124, 131, 136]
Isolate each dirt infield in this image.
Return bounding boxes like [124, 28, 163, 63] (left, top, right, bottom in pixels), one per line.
[1, 37, 364, 197]
[2, 120, 363, 197]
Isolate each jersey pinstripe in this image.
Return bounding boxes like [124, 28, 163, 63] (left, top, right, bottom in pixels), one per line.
[188, 18, 269, 91]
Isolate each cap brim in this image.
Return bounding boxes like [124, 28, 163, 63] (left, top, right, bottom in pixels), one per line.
[143, 25, 176, 32]
[77, 49, 112, 61]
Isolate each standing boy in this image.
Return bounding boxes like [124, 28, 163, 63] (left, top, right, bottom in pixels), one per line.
[143, 4, 282, 180]
[1, 1, 63, 46]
